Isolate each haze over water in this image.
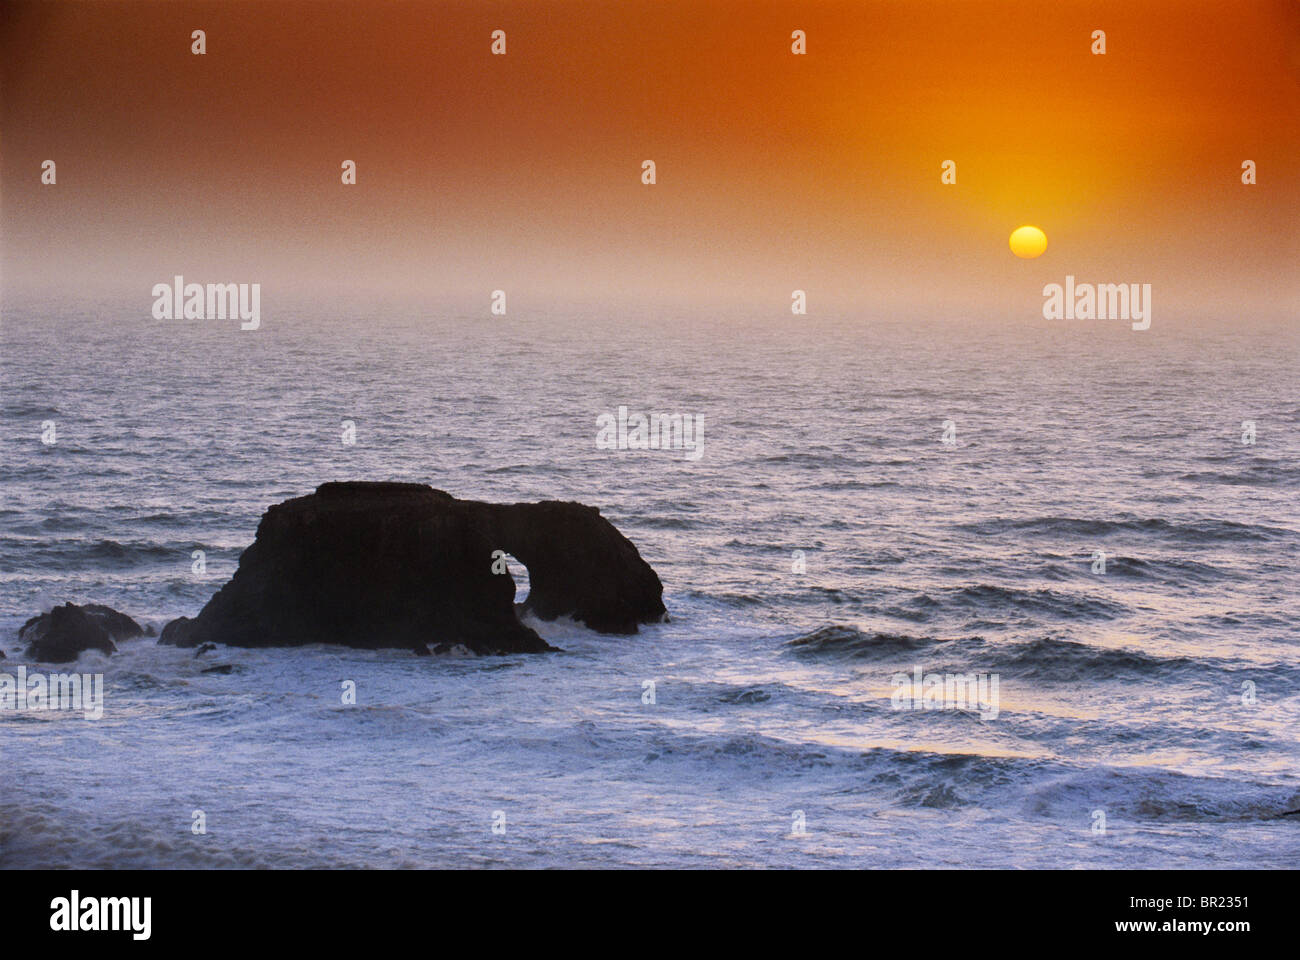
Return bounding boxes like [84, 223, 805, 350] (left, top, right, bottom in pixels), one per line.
[1, 298, 1297, 867]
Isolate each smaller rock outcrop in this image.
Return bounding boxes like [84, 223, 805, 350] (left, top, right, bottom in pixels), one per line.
[160, 616, 196, 647]
[18, 603, 144, 663]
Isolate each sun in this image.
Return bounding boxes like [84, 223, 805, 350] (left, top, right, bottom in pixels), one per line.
[1009, 225, 1048, 259]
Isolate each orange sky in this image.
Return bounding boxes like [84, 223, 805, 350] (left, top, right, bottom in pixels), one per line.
[2, 0, 1297, 317]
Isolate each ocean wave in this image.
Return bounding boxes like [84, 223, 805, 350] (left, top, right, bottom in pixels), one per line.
[812, 479, 906, 491]
[637, 721, 1300, 823]
[628, 515, 698, 530]
[634, 724, 1300, 822]
[781, 624, 1296, 683]
[890, 583, 1129, 622]
[1042, 554, 1240, 584]
[715, 686, 773, 704]
[701, 590, 766, 607]
[0, 537, 214, 572]
[1179, 464, 1300, 487]
[784, 624, 958, 658]
[956, 515, 1295, 543]
[755, 451, 858, 468]
[950, 583, 1129, 620]
[1022, 767, 1300, 823]
[996, 636, 1200, 680]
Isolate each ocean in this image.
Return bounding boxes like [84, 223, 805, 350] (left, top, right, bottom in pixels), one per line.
[2, 297, 1297, 868]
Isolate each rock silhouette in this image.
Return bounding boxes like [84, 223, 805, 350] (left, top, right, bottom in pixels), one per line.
[159, 482, 666, 655]
[19, 602, 144, 663]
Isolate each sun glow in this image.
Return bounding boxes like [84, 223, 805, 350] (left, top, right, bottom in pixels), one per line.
[1009, 225, 1048, 259]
